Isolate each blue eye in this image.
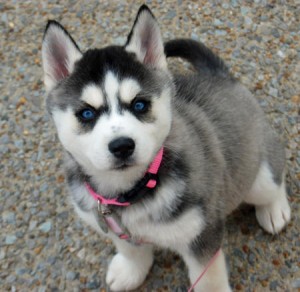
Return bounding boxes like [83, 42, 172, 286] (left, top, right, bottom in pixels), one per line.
[132, 100, 148, 113]
[80, 108, 95, 121]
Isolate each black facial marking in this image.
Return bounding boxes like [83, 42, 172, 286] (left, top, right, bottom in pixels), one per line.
[70, 46, 150, 88]
[47, 46, 165, 125]
[116, 89, 156, 122]
[74, 103, 109, 132]
[124, 98, 155, 123]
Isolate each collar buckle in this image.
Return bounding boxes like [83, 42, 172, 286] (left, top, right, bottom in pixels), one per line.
[93, 201, 110, 234]
[117, 172, 159, 204]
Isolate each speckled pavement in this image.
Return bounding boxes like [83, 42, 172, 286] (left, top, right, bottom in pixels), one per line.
[1, 1, 299, 291]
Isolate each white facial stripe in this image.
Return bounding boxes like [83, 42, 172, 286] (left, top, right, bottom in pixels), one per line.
[104, 71, 119, 111]
[81, 84, 104, 109]
[119, 79, 141, 104]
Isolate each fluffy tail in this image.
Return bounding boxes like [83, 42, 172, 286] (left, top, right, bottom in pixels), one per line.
[164, 39, 229, 75]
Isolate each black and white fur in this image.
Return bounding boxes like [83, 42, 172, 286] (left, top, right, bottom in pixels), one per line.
[42, 5, 291, 291]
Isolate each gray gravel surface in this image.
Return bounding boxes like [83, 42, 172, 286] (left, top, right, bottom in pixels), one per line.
[1, 1, 299, 291]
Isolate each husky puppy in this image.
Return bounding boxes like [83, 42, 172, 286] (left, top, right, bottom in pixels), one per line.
[42, 5, 291, 291]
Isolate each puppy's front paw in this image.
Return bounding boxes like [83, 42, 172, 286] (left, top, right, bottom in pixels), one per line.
[106, 253, 152, 291]
[256, 195, 291, 234]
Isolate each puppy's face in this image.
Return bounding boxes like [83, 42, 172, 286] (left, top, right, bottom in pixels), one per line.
[42, 8, 172, 175]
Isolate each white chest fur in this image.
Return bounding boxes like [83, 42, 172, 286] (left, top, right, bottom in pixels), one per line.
[71, 178, 205, 252]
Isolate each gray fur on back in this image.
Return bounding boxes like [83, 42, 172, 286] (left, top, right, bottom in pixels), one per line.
[164, 60, 285, 215]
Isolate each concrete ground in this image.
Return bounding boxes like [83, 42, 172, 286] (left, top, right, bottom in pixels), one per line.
[1, 1, 299, 291]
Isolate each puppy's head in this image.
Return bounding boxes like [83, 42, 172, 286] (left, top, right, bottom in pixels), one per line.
[42, 6, 173, 175]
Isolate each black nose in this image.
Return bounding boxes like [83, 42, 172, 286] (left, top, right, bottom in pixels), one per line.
[108, 137, 135, 159]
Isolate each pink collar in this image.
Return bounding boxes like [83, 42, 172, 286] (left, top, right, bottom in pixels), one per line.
[85, 147, 164, 206]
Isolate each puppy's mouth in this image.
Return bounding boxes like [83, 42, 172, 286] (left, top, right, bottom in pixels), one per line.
[115, 163, 130, 170]
[113, 160, 135, 171]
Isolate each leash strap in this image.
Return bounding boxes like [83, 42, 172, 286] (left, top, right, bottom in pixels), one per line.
[187, 249, 221, 292]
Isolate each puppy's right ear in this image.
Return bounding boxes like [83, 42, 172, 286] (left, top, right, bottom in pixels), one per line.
[42, 20, 82, 92]
[125, 5, 167, 70]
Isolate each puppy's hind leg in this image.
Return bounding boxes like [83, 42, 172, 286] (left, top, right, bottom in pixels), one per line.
[245, 162, 291, 234]
[106, 236, 153, 291]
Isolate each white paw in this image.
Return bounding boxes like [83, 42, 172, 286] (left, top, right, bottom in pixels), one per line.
[106, 253, 152, 291]
[256, 195, 291, 234]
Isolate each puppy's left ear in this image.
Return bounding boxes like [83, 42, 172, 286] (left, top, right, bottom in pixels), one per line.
[125, 5, 167, 70]
[42, 20, 82, 92]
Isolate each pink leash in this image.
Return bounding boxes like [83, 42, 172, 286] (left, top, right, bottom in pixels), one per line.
[187, 248, 221, 292]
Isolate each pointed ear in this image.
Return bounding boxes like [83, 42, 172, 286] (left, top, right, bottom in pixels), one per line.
[125, 5, 167, 70]
[42, 20, 82, 92]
